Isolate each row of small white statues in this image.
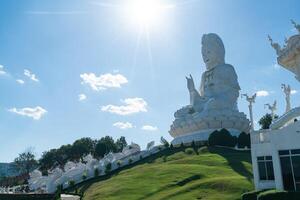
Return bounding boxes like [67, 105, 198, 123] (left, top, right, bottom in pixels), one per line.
[27, 140, 166, 194]
[0, 185, 28, 194]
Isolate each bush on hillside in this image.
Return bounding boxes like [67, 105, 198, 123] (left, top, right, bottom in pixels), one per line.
[82, 173, 87, 181]
[185, 148, 194, 155]
[117, 160, 122, 167]
[94, 168, 99, 177]
[242, 190, 266, 200]
[128, 158, 133, 164]
[105, 163, 112, 174]
[257, 190, 300, 200]
[208, 129, 237, 147]
[68, 180, 75, 187]
[237, 132, 251, 149]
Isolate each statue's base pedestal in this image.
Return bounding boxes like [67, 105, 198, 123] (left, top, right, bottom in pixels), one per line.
[171, 128, 241, 146]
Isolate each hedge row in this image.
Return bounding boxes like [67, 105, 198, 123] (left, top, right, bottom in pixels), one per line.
[208, 129, 250, 148]
[0, 193, 56, 200]
[242, 189, 300, 200]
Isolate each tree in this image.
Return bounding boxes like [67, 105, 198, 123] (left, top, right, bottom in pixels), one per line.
[100, 136, 117, 153]
[115, 136, 127, 152]
[39, 149, 58, 171]
[258, 113, 273, 129]
[95, 136, 117, 158]
[14, 149, 38, 175]
[258, 113, 279, 129]
[94, 141, 107, 158]
[237, 132, 251, 148]
[208, 129, 237, 147]
[71, 137, 96, 161]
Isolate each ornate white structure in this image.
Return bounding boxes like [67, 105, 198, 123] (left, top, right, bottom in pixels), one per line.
[27, 142, 168, 194]
[242, 93, 256, 131]
[264, 101, 277, 119]
[169, 33, 250, 145]
[251, 20, 300, 192]
[282, 84, 292, 113]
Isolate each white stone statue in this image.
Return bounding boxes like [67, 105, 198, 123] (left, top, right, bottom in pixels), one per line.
[265, 101, 277, 119]
[146, 141, 155, 150]
[241, 93, 257, 131]
[282, 84, 292, 113]
[170, 33, 250, 143]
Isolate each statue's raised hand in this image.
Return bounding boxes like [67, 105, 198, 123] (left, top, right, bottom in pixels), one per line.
[186, 74, 195, 92]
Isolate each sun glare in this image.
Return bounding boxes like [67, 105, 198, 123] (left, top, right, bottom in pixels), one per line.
[126, 0, 174, 28]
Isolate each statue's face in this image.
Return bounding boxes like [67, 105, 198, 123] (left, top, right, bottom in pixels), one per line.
[202, 43, 218, 70]
[201, 34, 225, 70]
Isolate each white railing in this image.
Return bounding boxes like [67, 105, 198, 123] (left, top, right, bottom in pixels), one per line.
[251, 130, 271, 144]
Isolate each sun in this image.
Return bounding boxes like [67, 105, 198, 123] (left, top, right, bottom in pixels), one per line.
[126, 0, 174, 28]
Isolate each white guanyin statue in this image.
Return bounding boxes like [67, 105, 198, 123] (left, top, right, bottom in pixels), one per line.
[170, 33, 250, 144]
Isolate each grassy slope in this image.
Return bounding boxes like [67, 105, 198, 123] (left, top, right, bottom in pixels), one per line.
[76, 147, 253, 200]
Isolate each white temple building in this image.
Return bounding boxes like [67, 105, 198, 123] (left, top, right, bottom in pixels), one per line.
[251, 20, 300, 191]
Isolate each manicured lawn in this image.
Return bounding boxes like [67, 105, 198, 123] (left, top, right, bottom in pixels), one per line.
[75, 146, 254, 200]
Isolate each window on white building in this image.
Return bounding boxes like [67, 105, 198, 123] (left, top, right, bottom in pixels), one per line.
[257, 156, 274, 181]
[279, 149, 300, 191]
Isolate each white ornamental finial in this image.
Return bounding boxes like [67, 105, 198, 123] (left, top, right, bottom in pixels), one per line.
[268, 35, 282, 56]
[264, 100, 277, 119]
[281, 84, 292, 113]
[291, 19, 300, 33]
[241, 93, 257, 131]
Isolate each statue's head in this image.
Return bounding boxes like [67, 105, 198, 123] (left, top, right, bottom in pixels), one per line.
[201, 33, 225, 70]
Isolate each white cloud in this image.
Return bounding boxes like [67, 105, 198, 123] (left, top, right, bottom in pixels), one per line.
[16, 79, 25, 84]
[141, 125, 158, 131]
[256, 90, 269, 97]
[113, 122, 134, 130]
[0, 65, 7, 75]
[101, 98, 147, 115]
[78, 94, 87, 101]
[9, 106, 47, 120]
[291, 90, 297, 95]
[24, 69, 39, 82]
[80, 73, 128, 91]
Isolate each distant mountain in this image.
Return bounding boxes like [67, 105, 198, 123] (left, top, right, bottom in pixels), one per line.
[0, 163, 19, 178]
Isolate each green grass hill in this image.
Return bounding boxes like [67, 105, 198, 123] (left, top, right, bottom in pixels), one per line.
[68, 146, 254, 200]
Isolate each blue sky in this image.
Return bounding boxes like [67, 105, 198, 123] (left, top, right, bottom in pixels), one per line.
[0, 0, 300, 162]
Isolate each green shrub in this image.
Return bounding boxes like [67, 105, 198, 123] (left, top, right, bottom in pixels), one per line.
[180, 142, 184, 148]
[257, 190, 300, 200]
[242, 190, 266, 200]
[56, 184, 63, 193]
[238, 132, 251, 149]
[82, 173, 87, 181]
[191, 140, 196, 148]
[117, 160, 122, 167]
[94, 168, 99, 177]
[105, 163, 112, 174]
[198, 146, 208, 154]
[139, 155, 143, 160]
[129, 158, 133, 164]
[208, 129, 237, 147]
[69, 180, 75, 187]
[185, 148, 194, 155]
